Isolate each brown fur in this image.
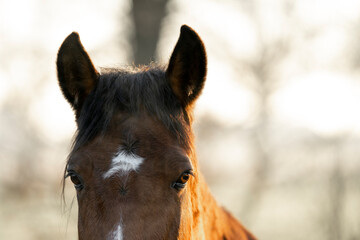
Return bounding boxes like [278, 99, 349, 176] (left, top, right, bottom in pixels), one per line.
[57, 25, 256, 240]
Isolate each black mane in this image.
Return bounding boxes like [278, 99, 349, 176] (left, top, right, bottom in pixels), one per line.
[72, 66, 191, 151]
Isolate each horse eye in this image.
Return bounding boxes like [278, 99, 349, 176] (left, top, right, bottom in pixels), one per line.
[66, 171, 84, 191]
[179, 172, 190, 184]
[70, 175, 81, 185]
[172, 170, 193, 191]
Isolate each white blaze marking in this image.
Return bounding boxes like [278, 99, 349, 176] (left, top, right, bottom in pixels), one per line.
[103, 150, 144, 178]
[108, 224, 123, 240]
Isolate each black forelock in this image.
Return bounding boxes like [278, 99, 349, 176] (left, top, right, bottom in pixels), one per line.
[72, 66, 192, 151]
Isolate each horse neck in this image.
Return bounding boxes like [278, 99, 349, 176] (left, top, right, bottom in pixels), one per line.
[179, 128, 255, 239]
[187, 172, 255, 240]
[184, 153, 256, 240]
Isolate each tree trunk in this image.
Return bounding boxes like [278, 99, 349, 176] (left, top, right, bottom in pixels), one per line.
[131, 0, 169, 65]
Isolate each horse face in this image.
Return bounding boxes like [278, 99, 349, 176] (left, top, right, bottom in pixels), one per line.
[67, 116, 193, 239]
[57, 25, 206, 239]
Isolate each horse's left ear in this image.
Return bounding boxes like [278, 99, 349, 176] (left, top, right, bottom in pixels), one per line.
[56, 32, 99, 115]
[166, 25, 207, 106]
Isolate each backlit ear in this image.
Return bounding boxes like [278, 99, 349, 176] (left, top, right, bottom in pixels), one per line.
[56, 32, 98, 115]
[166, 25, 207, 106]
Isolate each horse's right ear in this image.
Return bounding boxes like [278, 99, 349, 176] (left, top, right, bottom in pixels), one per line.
[56, 32, 98, 116]
[166, 25, 207, 107]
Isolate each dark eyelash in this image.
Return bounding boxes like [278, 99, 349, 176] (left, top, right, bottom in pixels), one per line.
[184, 169, 194, 177]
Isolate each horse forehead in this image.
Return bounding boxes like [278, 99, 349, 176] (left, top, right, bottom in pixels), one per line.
[103, 149, 144, 179]
[68, 115, 181, 172]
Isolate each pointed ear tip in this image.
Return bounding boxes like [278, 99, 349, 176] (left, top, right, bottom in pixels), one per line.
[180, 25, 191, 32]
[58, 32, 82, 58]
[64, 31, 80, 43]
[179, 25, 204, 43]
[180, 25, 196, 35]
[70, 31, 80, 37]
[60, 32, 81, 48]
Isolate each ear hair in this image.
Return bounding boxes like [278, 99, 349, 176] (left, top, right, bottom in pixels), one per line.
[56, 32, 98, 116]
[166, 25, 207, 107]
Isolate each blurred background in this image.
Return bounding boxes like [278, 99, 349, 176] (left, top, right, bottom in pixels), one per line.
[1, 0, 360, 239]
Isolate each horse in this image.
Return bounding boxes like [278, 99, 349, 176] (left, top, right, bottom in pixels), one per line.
[57, 25, 256, 240]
